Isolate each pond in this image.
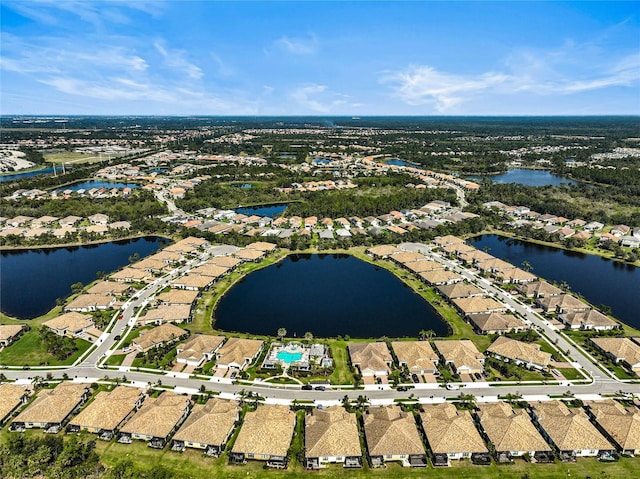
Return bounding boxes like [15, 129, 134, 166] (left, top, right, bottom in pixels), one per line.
[468, 169, 577, 187]
[312, 158, 331, 165]
[234, 203, 288, 218]
[215, 254, 448, 338]
[385, 158, 419, 168]
[56, 180, 139, 192]
[467, 235, 640, 328]
[0, 237, 169, 319]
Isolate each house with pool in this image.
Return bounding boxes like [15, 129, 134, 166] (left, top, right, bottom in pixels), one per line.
[262, 342, 332, 371]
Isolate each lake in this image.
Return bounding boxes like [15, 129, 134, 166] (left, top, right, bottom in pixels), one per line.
[469, 169, 577, 187]
[0, 237, 169, 319]
[0, 166, 58, 183]
[215, 253, 448, 338]
[385, 158, 418, 168]
[467, 235, 640, 328]
[235, 203, 288, 218]
[56, 180, 139, 192]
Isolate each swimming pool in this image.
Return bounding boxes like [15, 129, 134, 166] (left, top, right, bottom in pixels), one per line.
[276, 350, 303, 363]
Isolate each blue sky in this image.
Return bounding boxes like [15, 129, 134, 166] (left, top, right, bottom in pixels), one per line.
[1, 1, 638, 115]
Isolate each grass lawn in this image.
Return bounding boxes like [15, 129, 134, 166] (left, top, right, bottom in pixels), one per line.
[326, 339, 355, 385]
[43, 151, 99, 164]
[105, 353, 126, 367]
[0, 330, 91, 366]
[557, 367, 585, 380]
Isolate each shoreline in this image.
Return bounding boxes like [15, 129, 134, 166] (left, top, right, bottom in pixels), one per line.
[0, 233, 173, 252]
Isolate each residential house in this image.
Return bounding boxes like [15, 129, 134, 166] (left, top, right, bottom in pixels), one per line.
[155, 289, 199, 306]
[517, 281, 562, 299]
[86, 281, 131, 296]
[118, 392, 191, 448]
[11, 382, 90, 433]
[0, 324, 26, 349]
[538, 294, 589, 315]
[43, 312, 94, 338]
[529, 401, 612, 459]
[475, 402, 552, 463]
[584, 400, 640, 456]
[305, 406, 362, 469]
[137, 304, 193, 325]
[433, 340, 484, 375]
[110, 267, 150, 283]
[67, 386, 145, 440]
[0, 384, 32, 425]
[590, 338, 640, 375]
[420, 403, 489, 466]
[437, 282, 485, 299]
[132, 323, 187, 353]
[366, 245, 400, 259]
[611, 225, 631, 237]
[88, 213, 109, 225]
[171, 273, 216, 291]
[176, 334, 225, 367]
[348, 342, 393, 378]
[486, 336, 552, 371]
[452, 297, 506, 316]
[467, 312, 527, 335]
[172, 399, 239, 456]
[391, 341, 439, 374]
[559, 310, 618, 331]
[64, 293, 115, 312]
[234, 248, 265, 262]
[230, 405, 296, 469]
[403, 260, 443, 274]
[364, 405, 427, 468]
[418, 270, 462, 286]
[215, 337, 264, 371]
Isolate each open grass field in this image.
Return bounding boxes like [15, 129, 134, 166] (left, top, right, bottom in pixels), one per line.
[0, 330, 91, 366]
[43, 151, 97, 163]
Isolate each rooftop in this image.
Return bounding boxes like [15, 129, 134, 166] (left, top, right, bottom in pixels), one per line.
[305, 406, 361, 459]
[232, 405, 296, 457]
[364, 405, 425, 457]
[420, 403, 487, 455]
[173, 399, 239, 446]
[14, 382, 88, 425]
[120, 392, 191, 439]
[69, 386, 144, 431]
[476, 402, 550, 453]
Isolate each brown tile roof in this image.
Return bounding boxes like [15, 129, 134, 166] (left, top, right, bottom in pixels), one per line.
[14, 382, 88, 425]
[208, 256, 243, 269]
[585, 400, 640, 452]
[517, 281, 562, 298]
[590, 338, 640, 369]
[65, 293, 114, 310]
[433, 340, 484, 372]
[69, 386, 144, 431]
[433, 235, 465, 246]
[0, 384, 31, 422]
[458, 250, 494, 264]
[216, 337, 264, 368]
[171, 273, 214, 290]
[155, 289, 199, 305]
[233, 248, 265, 261]
[190, 263, 228, 278]
[418, 270, 461, 285]
[110, 267, 149, 282]
[0, 324, 25, 342]
[120, 392, 191, 439]
[500, 268, 537, 283]
[452, 297, 505, 315]
[531, 401, 612, 452]
[391, 251, 426, 264]
[364, 406, 425, 457]
[348, 342, 392, 374]
[133, 324, 187, 352]
[173, 399, 239, 446]
[176, 334, 225, 363]
[442, 243, 475, 255]
[232, 405, 296, 457]
[366, 245, 400, 257]
[561, 310, 617, 329]
[477, 402, 550, 453]
[420, 403, 487, 454]
[43, 312, 94, 333]
[305, 406, 361, 459]
[487, 336, 551, 368]
[86, 281, 130, 296]
[246, 241, 277, 252]
[538, 294, 588, 313]
[137, 304, 192, 324]
[391, 341, 438, 371]
[404, 260, 444, 273]
[467, 312, 525, 333]
[437, 282, 484, 299]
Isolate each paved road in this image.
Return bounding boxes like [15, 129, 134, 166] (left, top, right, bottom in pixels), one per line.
[4, 242, 639, 403]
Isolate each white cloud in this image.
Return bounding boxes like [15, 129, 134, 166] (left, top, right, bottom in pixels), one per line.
[381, 66, 510, 112]
[275, 34, 318, 55]
[383, 50, 640, 112]
[154, 40, 203, 80]
[290, 84, 349, 113]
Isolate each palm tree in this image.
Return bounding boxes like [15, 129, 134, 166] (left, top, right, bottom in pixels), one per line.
[521, 260, 533, 272]
[419, 329, 436, 341]
[277, 327, 287, 342]
[304, 331, 313, 342]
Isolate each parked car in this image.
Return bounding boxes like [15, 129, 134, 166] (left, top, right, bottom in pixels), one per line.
[397, 386, 408, 392]
[314, 386, 326, 391]
[301, 384, 312, 390]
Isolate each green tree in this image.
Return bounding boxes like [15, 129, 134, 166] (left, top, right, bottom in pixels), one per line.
[277, 327, 287, 342]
